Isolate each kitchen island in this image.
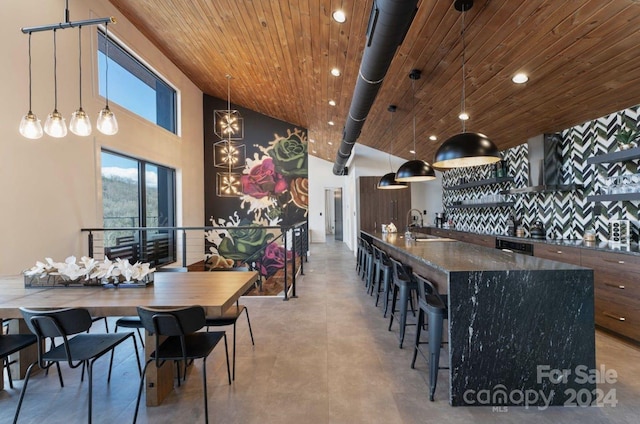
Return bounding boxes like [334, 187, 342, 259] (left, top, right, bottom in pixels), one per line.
[363, 230, 595, 407]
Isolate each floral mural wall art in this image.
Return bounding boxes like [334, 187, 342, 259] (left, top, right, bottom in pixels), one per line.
[204, 125, 308, 295]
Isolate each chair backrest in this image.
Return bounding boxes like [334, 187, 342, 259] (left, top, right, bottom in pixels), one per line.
[412, 273, 446, 309]
[19, 307, 93, 339]
[378, 249, 391, 266]
[389, 257, 411, 285]
[372, 245, 382, 263]
[137, 305, 205, 337]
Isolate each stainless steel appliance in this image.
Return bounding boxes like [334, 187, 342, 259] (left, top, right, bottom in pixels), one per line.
[495, 238, 534, 255]
[435, 212, 445, 228]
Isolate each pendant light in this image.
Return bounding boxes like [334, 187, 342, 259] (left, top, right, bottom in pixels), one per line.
[69, 25, 92, 136]
[43, 29, 68, 138]
[19, 32, 43, 139]
[432, 0, 500, 169]
[97, 22, 118, 135]
[395, 69, 436, 182]
[378, 105, 408, 189]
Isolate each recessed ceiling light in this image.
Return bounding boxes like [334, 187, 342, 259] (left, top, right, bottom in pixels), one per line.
[512, 73, 529, 84]
[328, 100, 336, 106]
[328, 141, 333, 145]
[458, 112, 469, 121]
[429, 135, 437, 141]
[409, 150, 416, 154]
[328, 121, 335, 126]
[331, 68, 341, 77]
[332, 10, 346, 23]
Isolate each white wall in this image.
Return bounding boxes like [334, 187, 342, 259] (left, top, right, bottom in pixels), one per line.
[0, 0, 204, 274]
[308, 155, 346, 244]
[410, 172, 444, 227]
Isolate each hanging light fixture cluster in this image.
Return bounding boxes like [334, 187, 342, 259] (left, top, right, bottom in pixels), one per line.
[19, 2, 116, 139]
[432, 0, 500, 169]
[395, 70, 436, 182]
[377, 105, 408, 190]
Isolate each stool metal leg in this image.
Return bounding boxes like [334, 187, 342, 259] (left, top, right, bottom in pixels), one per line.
[428, 309, 444, 401]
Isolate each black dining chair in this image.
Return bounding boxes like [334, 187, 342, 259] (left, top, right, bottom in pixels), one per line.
[13, 307, 141, 424]
[1, 320, 37, 390]
[206, 301, 254, 380]
[133, 305, 231, 424]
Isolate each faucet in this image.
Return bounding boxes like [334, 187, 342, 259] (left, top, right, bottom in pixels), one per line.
[406, 209, 423, 230]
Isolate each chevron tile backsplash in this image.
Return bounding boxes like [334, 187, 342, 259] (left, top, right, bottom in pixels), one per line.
[442, 105, 640, 241]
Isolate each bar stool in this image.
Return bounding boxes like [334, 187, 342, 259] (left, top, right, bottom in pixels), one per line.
[368, 246, 383, 297]
[388, 257, 418, 348]
[363, 241, 375, 291]
[376, 250, 394, 315]
[356, 237, 364, 275]
[411, 272, 449, 401]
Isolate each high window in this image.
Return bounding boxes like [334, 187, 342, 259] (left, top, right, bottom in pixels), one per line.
[101, 150, 176, 266]
[98, 30, 177, 134]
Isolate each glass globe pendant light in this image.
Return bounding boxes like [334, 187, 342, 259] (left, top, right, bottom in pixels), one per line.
[19, 32, 43, 139]
[44, 29, 67, 138]
[378, 105, 408, 189]
[69, 26, 92, 136]
[432, 0, 500, 169]
[395, 69, 436, 182]
[97, 22, 118, 135]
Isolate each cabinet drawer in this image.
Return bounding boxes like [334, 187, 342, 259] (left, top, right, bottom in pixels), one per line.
[595, 296, 640, 341]
[581, 249, 640, 279]
[533, 243, 582, 266]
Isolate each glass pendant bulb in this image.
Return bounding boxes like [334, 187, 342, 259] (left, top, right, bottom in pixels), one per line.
[20, 33, 43, 139]
[70, 107, 92, 136]
[44, 109, 68, 138]
[97, 105, 118, 135]
[19, 111, 43, 139]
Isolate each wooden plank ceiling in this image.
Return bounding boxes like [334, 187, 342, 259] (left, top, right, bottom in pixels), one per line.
[108, 0, 640, 167]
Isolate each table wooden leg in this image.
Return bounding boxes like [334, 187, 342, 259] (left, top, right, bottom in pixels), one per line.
[144, 331, 173, 406]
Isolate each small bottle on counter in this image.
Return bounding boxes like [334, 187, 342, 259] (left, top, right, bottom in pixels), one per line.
[516, 226, 525, 238]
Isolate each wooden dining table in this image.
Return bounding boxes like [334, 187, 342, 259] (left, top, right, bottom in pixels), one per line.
[0, 271, 258, 405]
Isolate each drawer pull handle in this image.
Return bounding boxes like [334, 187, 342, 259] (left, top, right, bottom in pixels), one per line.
[556, 250, 563, 254]
[603, 312, 626, 322]
[604, 283, 625, 289]
[619, 260, 625, 264]
[602, 259, 626, 265]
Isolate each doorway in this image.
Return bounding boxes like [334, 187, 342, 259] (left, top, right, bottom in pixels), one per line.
[324, 188, 343, 241]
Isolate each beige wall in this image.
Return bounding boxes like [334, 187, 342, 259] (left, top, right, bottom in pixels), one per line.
[0, 0, 204, 274]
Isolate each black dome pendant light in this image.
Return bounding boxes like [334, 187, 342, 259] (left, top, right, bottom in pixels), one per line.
[378, 105, 408, 190]
[395, 70, 436, 182]
[433, 0, 501, 169]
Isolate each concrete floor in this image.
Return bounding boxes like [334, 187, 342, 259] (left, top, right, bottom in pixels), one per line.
[2, 238, 640, 423]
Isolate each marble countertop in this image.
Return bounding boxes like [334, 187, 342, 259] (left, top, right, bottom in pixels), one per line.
[363, 231, 588, 275]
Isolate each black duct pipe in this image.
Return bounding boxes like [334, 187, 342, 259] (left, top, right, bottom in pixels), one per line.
[332, 0, 419, 175]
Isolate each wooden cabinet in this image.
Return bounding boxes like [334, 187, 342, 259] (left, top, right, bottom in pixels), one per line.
[581, 249, 640, 341]
[533, 243, 582, 266]
[358, 176, 411, 233]
[428, 228, 496, 248]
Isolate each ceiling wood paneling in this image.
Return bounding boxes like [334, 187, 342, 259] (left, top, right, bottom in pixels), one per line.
[108, 0, 640, 166]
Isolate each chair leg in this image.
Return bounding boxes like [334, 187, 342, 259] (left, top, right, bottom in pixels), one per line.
[202, 359, 209, 424]
[88, 359, 95, 424]
[5, 357, 14, 389]
[232, 322, 237, 381]
[133, 360, 153, 424]
[388, 284, 398, 331]
[223, 333, 231, 385]
[428, 311, 444, 401]
[12, 362, 37, 424]
[244, 307, 255, 346]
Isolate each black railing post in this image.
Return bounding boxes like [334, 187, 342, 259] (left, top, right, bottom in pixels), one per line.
[283, 228, 289, 301]
[87, 231, 94, 257]
[291, 227, 297, 298]
[182, 229, 187, 267]
[299, 225, 305, 276]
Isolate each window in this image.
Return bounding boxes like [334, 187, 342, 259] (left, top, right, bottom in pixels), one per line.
[98, 30, 177, 134]
[101, 150, 177, 266]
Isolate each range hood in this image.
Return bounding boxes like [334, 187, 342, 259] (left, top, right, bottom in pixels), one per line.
[506, 133, 581, 194]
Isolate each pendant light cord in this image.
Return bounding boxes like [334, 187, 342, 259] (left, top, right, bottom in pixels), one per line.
[388, 107, 395, 172]
[411, 77, 417, 159]
[53, 29, 58, 110]
[28, 32, 33, 112]
[78, 26, 82, 108]
[460, 7, 466, 133]
[104, 23, 110, 108]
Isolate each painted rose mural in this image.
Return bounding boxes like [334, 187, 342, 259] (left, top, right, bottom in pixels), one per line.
[205, 126, 308, 294]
